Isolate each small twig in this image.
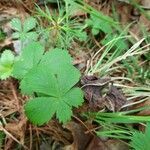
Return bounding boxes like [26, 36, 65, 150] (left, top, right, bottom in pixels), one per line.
[0, 125, 28, 150]
[29, 124, 33, 150]
[72, 115, 94, 136]
[10, 81, 20, 111]
[85, 126, 101, 134]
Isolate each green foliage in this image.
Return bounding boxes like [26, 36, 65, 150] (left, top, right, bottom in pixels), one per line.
[1, 42, 84, 125]
[89, 106, 150, 144]
[123, 56, 150, 84]
[10, 17, 38, 44]
[0, 29, 6, 41]
[131, 122, 150, 150]
[12, 42, 44, 80]
[80, 103, 149, 139]
[86, 13, 129, 50]
[0, 50, 15, 80]
[0, 131, 5, 149]
[20, 49, 83, 125]
[86, 14, 112, 35]
[88, 38, 147, 77]
[121, 28, 150, 84]
[44, 0, 57, 3]
[36, 4, 87, 49]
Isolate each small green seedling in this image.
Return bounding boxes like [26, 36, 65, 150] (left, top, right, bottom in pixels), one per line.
[10, 17, 38, 44]
[36, 4, 87, 49]
[86, 14, 112, 35]
[0, 50, 15, 80]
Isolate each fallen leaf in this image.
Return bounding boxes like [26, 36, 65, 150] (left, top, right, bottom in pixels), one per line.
[106, 139, 129, 150]
[86, 136, 109, 150]
[64, 122, 93, 150]
[81, 75, 111, 110]
[105, 85, 127, 111]
[81, 75, 126, 112]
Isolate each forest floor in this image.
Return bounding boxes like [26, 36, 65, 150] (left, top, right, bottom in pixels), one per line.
[0, 0, 150, 150]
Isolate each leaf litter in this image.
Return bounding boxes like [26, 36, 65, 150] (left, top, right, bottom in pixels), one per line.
[0, 0, 150, 149]
[81, 75, 126, 112]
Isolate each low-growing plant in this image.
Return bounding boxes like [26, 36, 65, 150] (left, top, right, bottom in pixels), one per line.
[85, 14, 113, 35]
[0, 42, 84, 125]
[88, 38, 149, 78]
[86, 109, 150, 149]
[0, 50, 15, 79]
[36, 3, 87, 49]
[10, 17, 38, 48]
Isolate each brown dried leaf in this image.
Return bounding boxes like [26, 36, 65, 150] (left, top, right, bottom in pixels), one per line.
[81, 75, 126, 112]
[64, 122, 93, 150]
[105, 85, 127, 111]
[86, 137, 109, 150]
[81, 75, 111, 110]
[106, 139, 129, 150]
[86, 137, 129, 150]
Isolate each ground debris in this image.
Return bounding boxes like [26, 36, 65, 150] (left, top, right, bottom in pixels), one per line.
[64, 122, 93, 150]
[81, 75, 127, 112]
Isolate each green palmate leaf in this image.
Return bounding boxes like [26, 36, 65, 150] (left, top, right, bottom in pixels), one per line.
[25, 32, 38, 41]
[12, 32, 20, 39]
[25, 97, 58, 125]
[21, 50, 79, 95]
[10, 17, 38, 43]
[131, 122, 150, 150]
[21, 49, 84, 125]
[74, 30, 87, 41]
[0, 50, 15, 79]
[12, 42, 44, 79]
[23, 17, 37, 32]
[0, 29, 6, 41]
[0, 50, 14, 67]
[10, 18, 22, 32]
[86, 14, 112, 35]
[24, 88, 83, 125]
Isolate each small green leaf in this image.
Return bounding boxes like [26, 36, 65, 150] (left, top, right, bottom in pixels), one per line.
[86, 15, 112, 35]
[20, 65, 59, 96]
[63, 88, 83, 107]
[75, 30, 87, 41]
[0, 50, 15, 79]
[10, 18, 22, 32]
[92, 28, 99, 35]
[131, 122, 150, 150]
[0, 50, 14, 67]
[25, 97, 57, 125]
[0, 65, 13, 80]
[56, 100, 72, 123]
[12, 42, 44, 79]
[24, 87, 83, 125]
[12, 32, 20, 39]
[11, 17, 37, 43]
[23, 17, 37, 32]
[25, 32, 38, 41]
